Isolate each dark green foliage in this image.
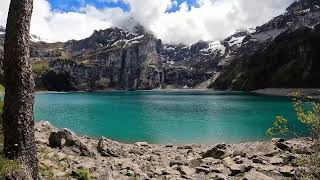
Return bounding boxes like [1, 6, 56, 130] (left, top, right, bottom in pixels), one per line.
[71, 168, 90, 180]
[32, 61, 49, 76]
[41, 70, 75, 91]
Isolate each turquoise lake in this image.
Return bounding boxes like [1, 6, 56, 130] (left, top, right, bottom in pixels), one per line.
[34, 90, 306, 144]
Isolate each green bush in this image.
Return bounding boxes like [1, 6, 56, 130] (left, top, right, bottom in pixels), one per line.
[0, 158, 20, 177]
[0, 84, 4, 93]
[32, 61, 49, 76]
[268, 93, 320, 178]
[71, 168, 90, 180]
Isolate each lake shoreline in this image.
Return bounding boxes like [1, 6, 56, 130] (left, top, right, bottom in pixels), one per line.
[36, 121, 315, 179]
[36, 88, 320, 98]
[252, 88, 320, 100]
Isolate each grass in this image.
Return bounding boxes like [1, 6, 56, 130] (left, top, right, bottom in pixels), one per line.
[39, 166, 55, 180]
[32, 60, 49, 76]
[0, 101, 21, 178]
[0, 85, 4, 93]
[0, 158, 20, 177]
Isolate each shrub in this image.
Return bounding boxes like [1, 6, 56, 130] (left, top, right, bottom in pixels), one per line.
[268, 92, 320, 178]
[0, 158, 20, 177]
[71, 168, 90, 180]
[32, 61, 49, 76]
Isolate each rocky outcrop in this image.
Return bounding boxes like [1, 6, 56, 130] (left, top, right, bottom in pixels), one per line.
[3, 0, 320, 91]
[41, 28, 165, 91]
[35, 121, 317, 179]
[211, 25, 320, 90]
[210, 0, 320, 90]
[41, 27, 219, 91]
[49, 128, 94, 156]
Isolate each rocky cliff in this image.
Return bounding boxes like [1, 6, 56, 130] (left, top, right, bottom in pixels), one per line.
[210, 0, 320, 90]
[2, 0, 320, 91]
[42, 28, 164, 91]
[41, 27, 217, 91]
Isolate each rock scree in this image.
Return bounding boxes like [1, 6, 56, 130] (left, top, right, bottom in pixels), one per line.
[35, 121, 315, 179]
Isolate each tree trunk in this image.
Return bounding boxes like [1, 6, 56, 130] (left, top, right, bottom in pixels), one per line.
[3, 0, 37, 179]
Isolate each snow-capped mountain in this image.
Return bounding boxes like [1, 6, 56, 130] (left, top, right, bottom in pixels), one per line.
[2, 0, 320, 91]
[0, 26, 5, 35]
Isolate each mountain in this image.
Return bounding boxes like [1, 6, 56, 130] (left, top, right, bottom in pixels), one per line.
[210, 0, 320, 90]
[1, 0, 320, 91]
[42, 27, 164, 91]
[0, 26, 5, 47]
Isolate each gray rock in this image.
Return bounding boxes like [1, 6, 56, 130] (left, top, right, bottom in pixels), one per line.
[271, 138, 285, 143]
[169, 160, 188, 167]
[202, 144, 227, 159]
[134, 142, 149, 147]
[279, 166, 295, 177]
[48, 129, 93, 156]
[276, 142, 291, 152]
[201, 157, 220, 166]
[269, 157, 283, 165]
[177, 145, 193, 150]
[195, 167, 210, 174]
[210, 174, 227, 180]
[165, 144, 173, 148]
[97, 137, 124, 157]
[223, 157, 252, 176]
[243, 170, 273, 180]
[252, 156, 265, 164]
[232, 150, 246, 157]
[177, 166, 195, 176]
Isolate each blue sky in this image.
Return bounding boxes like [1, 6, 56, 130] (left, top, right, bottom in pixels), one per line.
[49, 0, 198, 12]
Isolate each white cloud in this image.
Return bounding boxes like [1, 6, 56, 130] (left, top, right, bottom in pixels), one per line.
[0, 0, 294, 44]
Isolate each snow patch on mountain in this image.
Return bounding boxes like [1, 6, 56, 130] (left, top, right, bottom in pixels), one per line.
[201, 41, 226, 55]
[228, 36, 245, 47]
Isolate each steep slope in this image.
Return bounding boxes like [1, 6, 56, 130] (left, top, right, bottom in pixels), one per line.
[3, 0, 320, 91]
[210, 0, 320, 90]
[42, 28, 164, 91]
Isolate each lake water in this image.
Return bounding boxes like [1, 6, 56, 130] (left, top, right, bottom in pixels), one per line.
[34, 90, 306, 144]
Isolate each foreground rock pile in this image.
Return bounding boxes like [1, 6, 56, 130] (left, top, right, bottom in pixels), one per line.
[35, 121, 315, 180]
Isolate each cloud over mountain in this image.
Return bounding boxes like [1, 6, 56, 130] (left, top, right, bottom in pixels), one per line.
[0, 0, 294, 44]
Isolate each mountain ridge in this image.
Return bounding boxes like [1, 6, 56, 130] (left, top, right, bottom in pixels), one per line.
[0, 0, 320, 91]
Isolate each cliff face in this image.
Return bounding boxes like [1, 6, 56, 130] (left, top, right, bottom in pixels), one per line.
[41, 26, 220, 91]
[2, 0, 320, 91]
[43, 29, 164, 91]
[210, 0, 320, 90]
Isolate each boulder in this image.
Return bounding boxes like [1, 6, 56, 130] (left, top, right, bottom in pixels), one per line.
[169, 160, 188, 167]
[48, 129, 93, 156]
[195, 167, 210, 174]
[134, 142, 149, 147]
[252, 156, 265, 164]
[279, 166, 295, 177]
[275, 142, 292, 152]
[269, 157, 283, 165]
[232, 150, 246, 157]
[223, 157, 252, 176]
[202, 144, 227, 159]
[177, 145, 193, 150]
[201, 157, 220, 166]
[97, 137, 124, 157]
[243, 170, 273, 180]
[177, 166, 195, 176]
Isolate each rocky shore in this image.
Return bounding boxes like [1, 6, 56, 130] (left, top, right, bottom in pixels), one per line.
[35, 121, 315, 180]
[252, 89, 320, 100]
